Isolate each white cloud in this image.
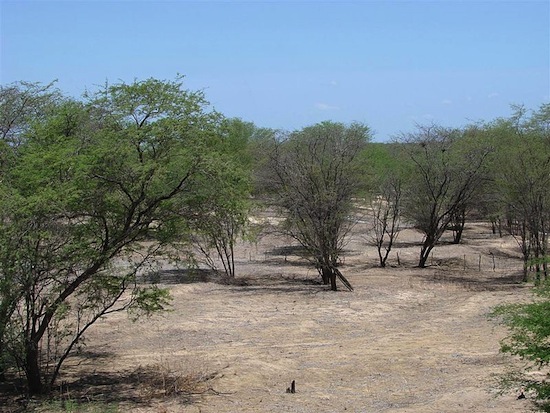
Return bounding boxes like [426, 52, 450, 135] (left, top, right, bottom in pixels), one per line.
[488, 92, 500, 99]
[441, 99, 452, 105]
[315, 102, 340, 111]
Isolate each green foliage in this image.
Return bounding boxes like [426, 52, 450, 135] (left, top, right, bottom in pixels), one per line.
[129, 286, 172, 320]
[218, 117, 256, 167]
[185, 124, 253, 277]
[361, 143, 408, 268]
[483, 104, 550, 281]
[492, 271, 550, 407]
[359, 142, 406, 194]
[2, 76, 547, 400]
[0, 76, 229, 394]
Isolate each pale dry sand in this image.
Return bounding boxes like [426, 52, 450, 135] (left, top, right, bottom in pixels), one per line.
[71, 222, 533, 412]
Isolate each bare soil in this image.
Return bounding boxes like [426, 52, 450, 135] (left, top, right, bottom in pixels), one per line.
[7, 220, 537, 412]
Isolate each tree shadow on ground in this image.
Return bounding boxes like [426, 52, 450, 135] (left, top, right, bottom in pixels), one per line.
[266, 245, 309, 256]
[140, 268, 248, 286]
[262, 245, 314, 267]
[1, 363, 215, 413]
[141, 267, 327, 292]
[217, 272, 350, 296]
[417, 269, 528, 291]
[261, 257, 313, 268]
[388, 239, 424, 248]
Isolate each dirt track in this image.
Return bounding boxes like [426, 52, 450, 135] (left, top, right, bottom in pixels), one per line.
[69, 222, 533, 412]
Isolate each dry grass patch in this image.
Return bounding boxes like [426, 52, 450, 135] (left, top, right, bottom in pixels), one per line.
[0, 360, 219, 413]
[129, 360, 218, 401]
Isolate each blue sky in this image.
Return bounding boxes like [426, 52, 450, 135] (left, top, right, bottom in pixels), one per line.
[1, 0, 548, 141]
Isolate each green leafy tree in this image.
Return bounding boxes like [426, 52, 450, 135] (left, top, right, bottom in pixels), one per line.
[269, 121, 370, 291]
[189, 175, 250, 278]
[238, 122, 278, 197]
[187, 162, 251, 278]
[486, 105, 550, 282]
[0, 76, 223, 394]
[488, 105, 550, 412]
[0, 81, 62, 382]
[181, 118, 256, 278]
[492, 272, 550, 411]
[500, 137, 549, 282]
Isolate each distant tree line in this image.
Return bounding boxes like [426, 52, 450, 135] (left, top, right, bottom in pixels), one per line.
[0, 77, 548, 395]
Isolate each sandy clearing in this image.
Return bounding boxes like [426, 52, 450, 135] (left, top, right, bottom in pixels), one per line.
[46, 222, 535, 412]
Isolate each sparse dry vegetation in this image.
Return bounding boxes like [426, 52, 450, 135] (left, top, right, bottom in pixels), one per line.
[1, 79, 547, 412]
[1, 219, 534, 413]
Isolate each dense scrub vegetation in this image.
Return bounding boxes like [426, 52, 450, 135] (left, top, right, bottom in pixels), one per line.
[0, 77, 548, 403]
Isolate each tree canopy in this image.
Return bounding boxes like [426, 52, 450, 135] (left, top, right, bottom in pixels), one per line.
[1, 75, 548, 402]
[0, 77, 245, 393]
[398, 125, 493, 267]
[268, 121, 370, 290]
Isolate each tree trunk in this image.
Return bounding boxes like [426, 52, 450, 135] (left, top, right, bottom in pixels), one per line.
[543, 226, 548, 280]
[418, 238, 435, 268]
[0, 339, 6, 382]
[25, 340, 43, 395]
[522, 257, 529, 283]
[319, 263, 330, 285]
[329, 269, 337, 291]
[452, 210, 466, 244]
[0, 323, 6, 382]
[319, 264, 337, 290]
[377, 241, 388, 267]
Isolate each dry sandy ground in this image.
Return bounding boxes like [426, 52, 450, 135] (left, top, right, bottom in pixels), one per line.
[52, 220, 535, 413]
[0, 220, 531, 412]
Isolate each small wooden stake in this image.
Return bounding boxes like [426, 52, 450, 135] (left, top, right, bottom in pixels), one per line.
[286, 380, 296, 393]
[478, 254, 482, 271]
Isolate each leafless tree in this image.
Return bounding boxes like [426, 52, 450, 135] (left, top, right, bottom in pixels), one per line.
[400, 125, 492, 267]
[269, 122, 370, 290]
[369, 176, 402, 267]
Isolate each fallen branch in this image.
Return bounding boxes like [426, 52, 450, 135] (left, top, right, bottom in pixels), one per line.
[334, 268, 354, 291]
[191, 387, 235, 396]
